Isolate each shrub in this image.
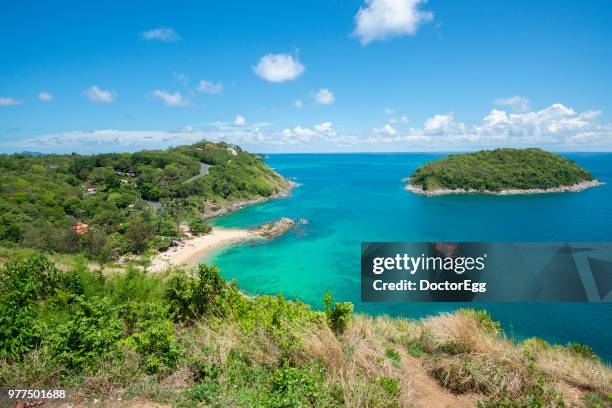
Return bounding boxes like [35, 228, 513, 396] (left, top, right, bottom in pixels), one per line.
[0, 303, 44, 358]
[0, 255, 61, 304]
[165, 264, 226, 322]
[194, 263, 225, 310]
[190, 360, 221, 383]
[322, 291, 353, 335]
[189, 218, 212, 235]
[565, 342, 599, 361]
[46, 296, 123, 368]
[459, 309, 501, 335]
[186, 378, 223, 406]
[521, 337, 549, 359]
[109, 266, 164, 305]
[266, 362, 326, 408]
[0, 255, 61, 358]
[122, 302, 179, 373]
[165, 273, 197, 322]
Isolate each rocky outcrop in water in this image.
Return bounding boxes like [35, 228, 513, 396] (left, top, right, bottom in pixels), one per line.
[253, 217, 295, 239]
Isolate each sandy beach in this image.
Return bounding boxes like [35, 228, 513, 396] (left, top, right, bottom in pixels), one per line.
[148, 180, 299, 273]
[149, 227, 257, 272]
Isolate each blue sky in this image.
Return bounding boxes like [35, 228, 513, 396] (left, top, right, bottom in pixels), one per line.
[1, 0, 611, 153]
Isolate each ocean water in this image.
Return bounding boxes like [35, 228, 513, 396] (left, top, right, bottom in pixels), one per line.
[209, 153, 612, 361]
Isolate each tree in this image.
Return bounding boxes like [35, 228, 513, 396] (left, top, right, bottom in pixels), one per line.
[125, 219, 155, 254]
[189, 218, 211, 235]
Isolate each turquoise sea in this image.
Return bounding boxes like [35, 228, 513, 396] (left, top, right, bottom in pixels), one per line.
[209, 153, 612, 361]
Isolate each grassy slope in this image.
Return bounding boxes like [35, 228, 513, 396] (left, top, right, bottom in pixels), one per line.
[409, 148, 595, 192]
[0, 249, 610, 408]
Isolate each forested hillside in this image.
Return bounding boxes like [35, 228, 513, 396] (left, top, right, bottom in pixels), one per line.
[408, 148, 595, 192]
[0, 141, 289, 261]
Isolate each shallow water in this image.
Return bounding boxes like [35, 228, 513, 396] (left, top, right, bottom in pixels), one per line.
[209, 153, 612, 361]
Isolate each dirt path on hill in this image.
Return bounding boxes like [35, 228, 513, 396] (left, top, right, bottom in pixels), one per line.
[400, 350, 479, 408]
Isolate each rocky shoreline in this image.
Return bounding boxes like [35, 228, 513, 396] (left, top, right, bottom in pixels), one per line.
[405, 179, 604, 196]
[252, 217, 295, 239]
[203, 180, 299, 219]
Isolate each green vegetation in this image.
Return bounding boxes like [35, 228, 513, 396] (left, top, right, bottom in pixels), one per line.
[385, 347, 402, 367]
[408, 148, 595, 192]
[1, 251, 610, 407]
[323, 290, 354, 335]
[0, 141, 289, 262]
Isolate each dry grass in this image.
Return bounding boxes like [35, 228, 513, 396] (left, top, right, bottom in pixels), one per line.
[536, 346, 612, 395]
[419, 312, 496, 354]
[303, 326, 343, 371]
[300, 314, 419, 406]
[0, 348, 67, 388]
[333, 316, 415, 407]
[426, 352, 532, 398]
[80, 350, 144, 396]
[419, 311, 612, 405]
[176, 322, 243, 367]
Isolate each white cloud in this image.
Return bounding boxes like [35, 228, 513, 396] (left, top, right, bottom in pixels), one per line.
[423, 113, 464, 134]
[374, 123, 397, 136]
[384, 107, 394, 114]
[38, 92, 53, 102]
[197, 80, 224, 95]
[353, 0, 433, 45]
[253, 53, 305, 82]
[84, 86, 116, 103]
[495, 95, 531, 113]
[17, 102, 612, 153]
[152, 90, 188, 107]
[173, 72, 188, 85]
[277, 123, 338, 146]
[294, 99, 304, 108]
[400, 115, 409, 123]
[365, 103, 611, 149]
[293, 126, 316, 138]
[0, 96, 23, 106]
[315, 122, 334, 133]
[314, 88, 335, 105]
[18, 125, 355, 153]
[471, 104, 604, 145]
[141, 28, 180, 42]
[234, 115, 246, 126]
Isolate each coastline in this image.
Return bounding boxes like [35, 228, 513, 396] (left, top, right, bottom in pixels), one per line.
[203, 179, 299, 219]
[149, 227, 260, 272]
[405, 179, 604, 196]
[150, 179, 299, 272]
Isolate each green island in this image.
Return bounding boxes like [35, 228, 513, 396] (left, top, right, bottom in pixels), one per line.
[0, 141, 291, 263]
[0, 250, 610, 407]
[406, 148, 602, 196]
